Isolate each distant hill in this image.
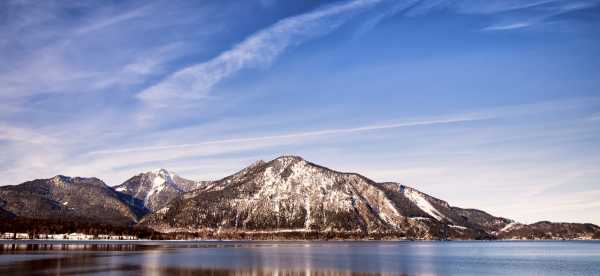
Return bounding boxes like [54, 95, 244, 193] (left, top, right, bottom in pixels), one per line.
[0, 176, 142, 225]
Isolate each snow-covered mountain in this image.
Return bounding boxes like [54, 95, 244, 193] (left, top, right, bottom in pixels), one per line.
[141, 156, 515, 239]
[1, 156, 599, 240]
[114, 169, 209, 212]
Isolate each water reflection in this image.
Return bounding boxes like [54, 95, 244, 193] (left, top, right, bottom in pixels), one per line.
[0, 243, 157, 251]
[0, 241, 599, 276]
[0, 254, 404, 276]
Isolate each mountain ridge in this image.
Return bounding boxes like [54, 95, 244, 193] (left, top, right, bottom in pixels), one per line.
[140, 156, 599, 240]
[1, 155, 598, 240]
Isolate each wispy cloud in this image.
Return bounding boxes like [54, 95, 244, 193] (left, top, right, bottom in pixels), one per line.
[0, 1, 210, 103]
[353, 0, 420, 38]
[0, 47, 96, 99]
[454, 0, 560, 14]
[74, 5, 150, 35]
[49, 112, 490, 186]
[136, 0, 385, 106]
[0, 123, 56, 144]
[72, 98, 599, 184]
[62, 97, 592, 169]
[89, 114, 487, 155]
[91, 42, 186, 90]
[483, 22, 532, 31]
[478, 0, 600, 31]
[352, 0, 600, 35]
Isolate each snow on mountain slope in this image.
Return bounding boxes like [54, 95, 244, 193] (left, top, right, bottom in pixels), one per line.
[403, 187, 447, 222]
[500, 221, 519, 232]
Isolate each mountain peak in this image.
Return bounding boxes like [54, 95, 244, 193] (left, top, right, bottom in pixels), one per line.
[151, 168, 173, 176]
[115, 168, 208, 212]
[272, 155, 305, 163]
[266, 155, 310, 171]
[138, 169, 177, 189]
[51, 175, 72, 182]
[49, 175, 103, 186]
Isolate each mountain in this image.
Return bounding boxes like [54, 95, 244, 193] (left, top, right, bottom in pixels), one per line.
[1, 156, 598, 240]
[140, 156, 512, 239]
[114, 169, 209, 212]
[496, 221, 600, 240]
[0, 175, 142, 225]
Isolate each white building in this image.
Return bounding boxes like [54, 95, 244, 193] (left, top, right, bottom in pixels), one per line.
[48, 234, 66, 240]
[67, 233, 94, 240]
[70, 233, 94, 240]
[15, 233, 29, 239]
[1, 233, 14, 239]
[99, 235, 138, 240]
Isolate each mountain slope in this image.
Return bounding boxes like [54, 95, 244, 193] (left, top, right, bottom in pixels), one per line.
[0, 175, 141, 225]
[114, 169, 209, 212]
[142, 156, 513, 239]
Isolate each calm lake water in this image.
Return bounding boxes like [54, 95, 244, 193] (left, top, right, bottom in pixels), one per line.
[0, 240, 599, 275]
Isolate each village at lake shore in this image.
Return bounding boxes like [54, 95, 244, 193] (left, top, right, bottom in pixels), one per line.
[1, 232, 138, 240]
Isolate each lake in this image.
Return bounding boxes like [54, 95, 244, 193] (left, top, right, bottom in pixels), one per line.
[1, 240, 599, 275]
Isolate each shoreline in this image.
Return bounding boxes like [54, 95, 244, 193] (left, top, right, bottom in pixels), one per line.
[1, 239, 599, 243]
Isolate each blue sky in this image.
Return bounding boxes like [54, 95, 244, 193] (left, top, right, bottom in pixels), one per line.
[1, 0, 600, 224]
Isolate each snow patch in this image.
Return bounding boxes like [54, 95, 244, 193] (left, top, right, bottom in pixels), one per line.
[145, 174, 168, 204]
[410, 217, 431, 221]
[152, 175, 166, 187]
[404, 189, 447, 222]
[449, 225, 468, 230]
[500, 221, 518, 232]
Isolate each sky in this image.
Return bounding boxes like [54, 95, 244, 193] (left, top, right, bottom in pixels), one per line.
[1, 0, 600, 225]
